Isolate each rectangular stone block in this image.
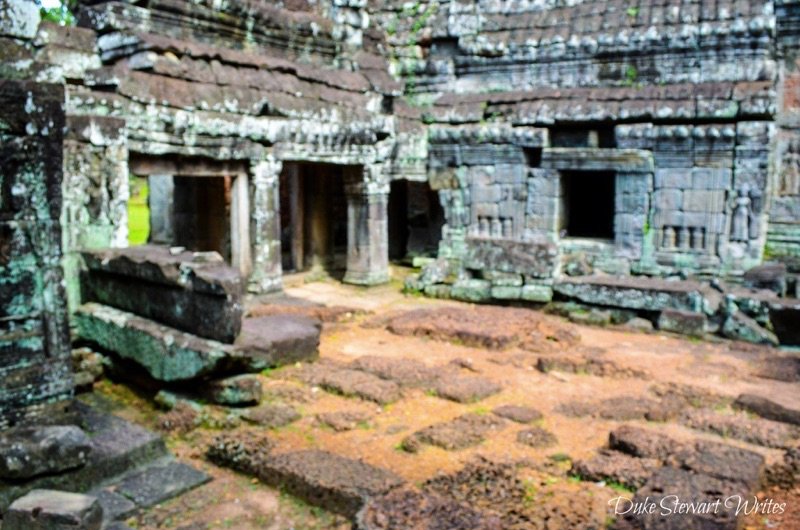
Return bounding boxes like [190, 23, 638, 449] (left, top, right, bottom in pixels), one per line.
[692, 168, 732, 190]
[81, 245, 243, 343]
[465, 238, 557, 279]
[653, 189, 682, 211]
[657, 309, 707, 337]
[682, 190, 726, 212]
[521, 284, 553, 303]
[5, 490, 102, 530]
[655, 168, 692, 189]
[491, 286, 521, 299]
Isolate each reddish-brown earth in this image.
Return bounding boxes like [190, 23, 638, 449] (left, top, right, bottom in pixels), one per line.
[87, 274, 800, 529]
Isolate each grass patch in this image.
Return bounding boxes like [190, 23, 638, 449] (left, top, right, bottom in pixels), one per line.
[127, 176, 149, 245]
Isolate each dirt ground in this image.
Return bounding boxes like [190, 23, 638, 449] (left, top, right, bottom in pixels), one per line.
[89, 270, 800, 529]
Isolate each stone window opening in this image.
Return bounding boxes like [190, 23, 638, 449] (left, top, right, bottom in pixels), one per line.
[560, 170, 616, 240]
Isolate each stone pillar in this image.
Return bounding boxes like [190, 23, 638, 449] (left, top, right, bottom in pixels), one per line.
[148, 174, 174, 244]
[249, 156, 283, 293]
[343, 166, 390, 285]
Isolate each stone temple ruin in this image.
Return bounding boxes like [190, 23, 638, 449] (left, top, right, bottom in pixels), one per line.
[1, 0, 800, 528]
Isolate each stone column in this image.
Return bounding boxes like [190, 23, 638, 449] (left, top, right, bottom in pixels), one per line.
[249, 156, 283, 293]
[147, 174, 174, 244]
[343, 166, 390, 285]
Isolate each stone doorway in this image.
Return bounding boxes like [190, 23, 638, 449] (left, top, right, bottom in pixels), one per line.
[388, 180, 444, 264]
[279, 162, 349, 277]
[129, 155, 252, 277]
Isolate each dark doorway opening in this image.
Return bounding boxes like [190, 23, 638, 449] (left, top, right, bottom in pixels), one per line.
[171, 176, 232, 261]
[279, 162, 350, 277]
[561, 171, 615, 240]
[388, 180, 444, 263]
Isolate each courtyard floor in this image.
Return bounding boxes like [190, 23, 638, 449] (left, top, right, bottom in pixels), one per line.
[84, 270, 800, 529]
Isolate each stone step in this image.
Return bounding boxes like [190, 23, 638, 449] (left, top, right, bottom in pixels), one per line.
[91, 457, 210, 527]
[0, 401, 167, 511]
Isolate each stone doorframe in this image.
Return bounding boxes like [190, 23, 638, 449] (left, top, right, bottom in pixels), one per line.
[128, 156, 252, 277]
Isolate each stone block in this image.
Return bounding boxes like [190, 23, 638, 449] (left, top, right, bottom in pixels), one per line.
[234, 315, 320, 367]
[114, 460, 210, 509]
[734, 394, 800, 426]
[81, 246, 243, 343]
[75, 303, 263, 382]
[0, 1, 41, 40]
[5, 490, 102, 530]
[554, 276, 707, 313]
[206, 374, 262, 406]
[682, 190, 726, 212]
[450, 279, 492, 302]
[657, 309, 707, 337]
[744, 263, 787, 296]
[465, 238, 557, 278]
[521, 284, 553, 303]
[0, 426, 91, 480]
[653, 189, 682, 211]
[491, 286, 521, 299]
[482, 270, 523, 286]
[721, 311, 779, 346]
[654, 168, 692, 189]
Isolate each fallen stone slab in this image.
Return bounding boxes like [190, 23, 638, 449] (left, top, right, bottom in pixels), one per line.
[0, 425, 91, 480]
[744, 262, 787, 296]
[384, 306, 580, 351]
[433, 376, 502, 403]
[722, 311, 779, 346]
[81, 246, 243, 343]
[657, 309, 707, 337]
[210, 441, 404, 518]
[114, 459, 211, 509]
[242, 404, 301, 428]
[89, 489, 136, 522]
[317, 369, 402, 405]
[672, 440, 765, 489]
[355, 487, 502, 530]
[649, 382, 731, 409]
[618, 467, 750, 530]
[75, 303, 245, 382]
[76, 304, 313, 382]
[492, 405, 543, 423]
[734, 394, 800, 426]
[234, 315, 321, 367]
[572, 449, 660, 489]
[554, 275, 713, 313]
[681, 408, 799, 449]
[317, 410, 374, 432]
[595, 396, 670, 421]
[516, 426, 558, 448]
[753, 355, 800, 382]
[536, 353, 648, 379]
[5, 489, 103, 530]
[206, 374, 262, 406]
[609, 425, 683, 461]
[349, 355, 441, 388]
[402, 413, 506, 452]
